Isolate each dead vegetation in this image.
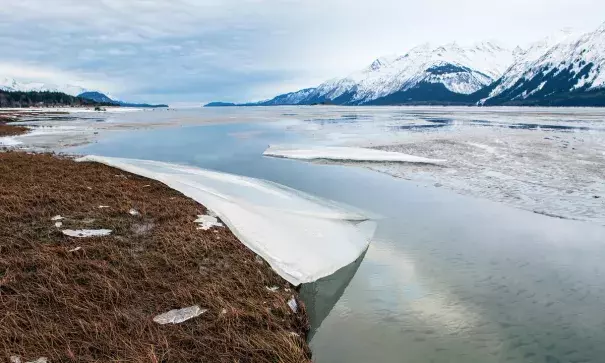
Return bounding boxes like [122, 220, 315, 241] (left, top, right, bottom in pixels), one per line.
[0, 152, 311, 363]
[0, 115, 28, 137]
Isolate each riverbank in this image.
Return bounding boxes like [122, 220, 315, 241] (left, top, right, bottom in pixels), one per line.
[0, 152, 311, 362]
[0, 115, 28, 137]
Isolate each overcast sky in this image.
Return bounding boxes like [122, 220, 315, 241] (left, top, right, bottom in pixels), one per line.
[1, 0, 604, 105]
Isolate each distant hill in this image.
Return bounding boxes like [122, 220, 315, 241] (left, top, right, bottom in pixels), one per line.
[0, 89, 111, 108]
[78, 91, 114, 103]
[78, 91, 168, 108]
[204, 102, 236, 107]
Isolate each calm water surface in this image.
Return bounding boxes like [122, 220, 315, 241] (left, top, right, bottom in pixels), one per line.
[67, 114, 605, 363]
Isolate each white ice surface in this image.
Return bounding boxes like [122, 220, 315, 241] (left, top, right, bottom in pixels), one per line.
[76, 155, 377, 285]
[264, 145, 446, 164]
[0, 137, 22, 146]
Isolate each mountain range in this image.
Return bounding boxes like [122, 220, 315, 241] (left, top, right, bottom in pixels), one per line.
[0, 79, 167, 108]
[0, 78, 88, 98]
[207, 22, 605, 107]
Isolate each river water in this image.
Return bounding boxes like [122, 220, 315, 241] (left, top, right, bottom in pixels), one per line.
[58, 107, 605, 363]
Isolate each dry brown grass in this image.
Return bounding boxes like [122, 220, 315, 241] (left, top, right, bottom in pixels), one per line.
[0, 124, 28, 137]
[0, 115, 28, 137]
[0, 152, 311, 363]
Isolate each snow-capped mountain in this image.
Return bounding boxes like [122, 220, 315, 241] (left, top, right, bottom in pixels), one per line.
[0, 77, 88, 96]
[206, 22, 605, 107]
[244, 41, 515, 106]
[482, 24, 605, 106]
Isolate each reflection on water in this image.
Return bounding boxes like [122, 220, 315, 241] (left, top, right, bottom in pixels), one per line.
[300, 249, 367, 340]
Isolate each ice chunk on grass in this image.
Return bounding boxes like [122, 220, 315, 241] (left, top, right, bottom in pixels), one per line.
[287, 296, 298, 313]
[153, 305, 207, 324]
[194, 214, 224, 230]
[62, 229, 112, 238]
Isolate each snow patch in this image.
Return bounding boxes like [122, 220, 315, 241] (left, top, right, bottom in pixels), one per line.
[467, 142, 496, 153]
[62, 229, 112, 238]
[264, 145, 446, 164]
[76, 155, 377, 285]
[194, 213, 224, 230]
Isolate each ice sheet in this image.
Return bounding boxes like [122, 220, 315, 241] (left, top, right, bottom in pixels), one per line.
[264, 145, 446, 164]
[0, 137, 23, 146]
[76, 155, 377, 285]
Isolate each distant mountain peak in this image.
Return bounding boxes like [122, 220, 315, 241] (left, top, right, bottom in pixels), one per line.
[0, 77, 88, 96]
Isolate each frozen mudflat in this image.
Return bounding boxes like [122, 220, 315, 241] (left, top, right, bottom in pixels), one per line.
[77, 155, 376, 285]
[274, 107, 605, 224]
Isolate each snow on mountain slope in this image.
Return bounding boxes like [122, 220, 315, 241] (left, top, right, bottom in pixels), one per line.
[253, 88, 319, 106]
[481, 22, 605, 106]
[0, 77, 88, 96]
[254, 41, 515, 106]
[319, 41, 514, 104]
[483, 29, 579, 102]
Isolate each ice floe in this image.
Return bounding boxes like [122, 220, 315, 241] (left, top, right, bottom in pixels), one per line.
[153, 305, 207, 324]
[76, 155, 377, 285]
[263, 145, 446, 164]
[62, 229, 112, 238]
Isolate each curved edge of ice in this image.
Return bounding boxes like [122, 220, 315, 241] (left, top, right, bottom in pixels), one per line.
[263, 145, 447, 164]
[76, 155, 377, 285]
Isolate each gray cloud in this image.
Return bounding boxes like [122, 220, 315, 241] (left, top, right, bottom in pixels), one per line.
[1, 0, 604, 104]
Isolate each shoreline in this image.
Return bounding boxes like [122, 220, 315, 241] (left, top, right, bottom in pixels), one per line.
[0, 114, 29, 138]
[0, 151, 311, 362]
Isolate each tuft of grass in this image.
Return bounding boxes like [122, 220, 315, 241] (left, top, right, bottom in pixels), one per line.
[0, 152, 311, 363]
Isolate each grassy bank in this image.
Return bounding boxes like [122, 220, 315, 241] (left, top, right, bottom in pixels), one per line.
[0, 115, 28, 137]
[0, 152, 310, 362]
